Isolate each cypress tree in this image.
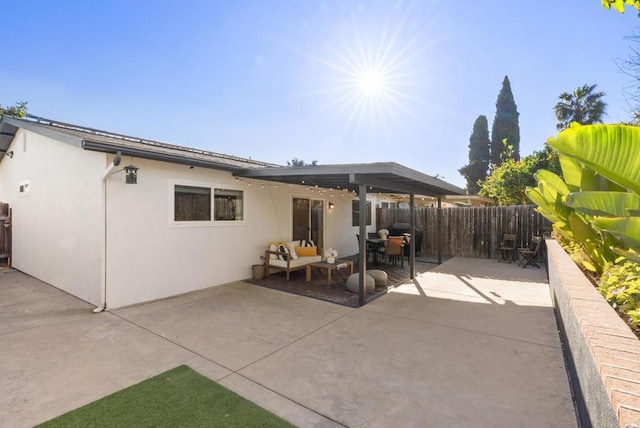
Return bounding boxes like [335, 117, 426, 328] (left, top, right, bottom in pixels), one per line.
[459, 115, 490, 194]
[491, 76, 520, 167]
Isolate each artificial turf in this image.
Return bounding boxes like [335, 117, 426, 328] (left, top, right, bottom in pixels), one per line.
[36, 365, 294, 428]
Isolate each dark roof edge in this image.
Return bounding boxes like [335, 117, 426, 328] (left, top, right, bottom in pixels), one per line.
[82, 140, 243, 172]
[235, 162, 466, 195]
[5, 115, 278, 168]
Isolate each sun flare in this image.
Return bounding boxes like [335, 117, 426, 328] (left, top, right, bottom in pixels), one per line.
[357, 69, 386, 95]
[291, 2, 432, 131]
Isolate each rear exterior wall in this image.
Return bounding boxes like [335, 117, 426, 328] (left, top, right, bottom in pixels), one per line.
[0, 129, 105, 304]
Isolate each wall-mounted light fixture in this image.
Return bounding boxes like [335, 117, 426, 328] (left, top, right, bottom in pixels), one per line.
[6, 151, 13, 158]
[328, 202, 335, 210]
[124, 164, 139, 184]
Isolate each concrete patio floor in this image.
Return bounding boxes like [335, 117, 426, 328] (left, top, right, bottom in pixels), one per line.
[0, 257, 576, 427]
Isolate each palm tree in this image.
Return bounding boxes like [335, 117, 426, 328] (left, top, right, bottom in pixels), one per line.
[554, 84, 607, 131]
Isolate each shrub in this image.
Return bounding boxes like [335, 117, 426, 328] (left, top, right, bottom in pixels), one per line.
[599, 260, 640, 328]
[552, 230, 595, 274]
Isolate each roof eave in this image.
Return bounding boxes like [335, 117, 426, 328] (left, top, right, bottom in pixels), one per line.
[234, 162, 465, 196]
[82, 139, 245, 172]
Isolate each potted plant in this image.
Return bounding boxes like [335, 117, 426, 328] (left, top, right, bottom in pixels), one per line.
[325, 248, 338, 264]
[252, 256, 265, 280]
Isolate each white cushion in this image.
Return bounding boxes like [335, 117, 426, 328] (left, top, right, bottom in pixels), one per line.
[269, 255, 322, 268]
[289, 247, 298, 260]
[287, 240, 300, 260]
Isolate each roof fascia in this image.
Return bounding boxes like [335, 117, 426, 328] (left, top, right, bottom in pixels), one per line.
[1, 116, 83, 147]
[82, 139, 243, 172]
[235, 162, 465, 196]
[349, 173, 422, 195]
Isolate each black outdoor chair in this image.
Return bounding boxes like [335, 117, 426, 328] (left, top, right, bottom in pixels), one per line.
[403, 230, 423, 258]
[497, 233, 517, 263]
[356, 234, 376, 263]
[518, 236, 543, 268]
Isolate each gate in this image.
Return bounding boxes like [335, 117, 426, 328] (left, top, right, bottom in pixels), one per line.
[0, 202, 11, 266]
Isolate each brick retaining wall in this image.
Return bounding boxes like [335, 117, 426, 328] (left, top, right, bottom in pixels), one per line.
[547, 238, 640, 428]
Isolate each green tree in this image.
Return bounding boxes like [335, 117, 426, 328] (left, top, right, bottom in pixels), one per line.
[491, 76, 520, 167]
[615, 30, 640, 123]
[554, 84, 607, 130]
[480, 144, 560, 205]
[459, 115, 490, 194]
[286, 158, 317, 166]
[0, 101, 28, 119]
[602, 0, 640, 14]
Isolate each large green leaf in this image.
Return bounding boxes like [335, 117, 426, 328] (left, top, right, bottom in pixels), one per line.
[611, 247, 640, 264]
[552, 220, 573, 239]
[525, 187, 564, 223]
[566, 191, 640, 217]
[536, 170, 569, 196]
[591, 217, 640, 250]
[559, 154, 594, 192]
[549, 124, 640, 195]
[569, 213, 612, 272]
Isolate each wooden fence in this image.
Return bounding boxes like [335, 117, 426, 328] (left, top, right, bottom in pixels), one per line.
[378, 205, 551, 259]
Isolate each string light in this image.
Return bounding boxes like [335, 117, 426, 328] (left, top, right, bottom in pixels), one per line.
[231, 176, 366, 199]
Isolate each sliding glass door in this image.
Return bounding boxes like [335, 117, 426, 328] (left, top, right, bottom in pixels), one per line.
[292, 197, 324, 250]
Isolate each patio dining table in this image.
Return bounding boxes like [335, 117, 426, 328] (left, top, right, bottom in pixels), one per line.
[366, 238, 387, 264]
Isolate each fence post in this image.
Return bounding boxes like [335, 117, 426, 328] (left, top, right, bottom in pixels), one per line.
[437, 197, 442, 264]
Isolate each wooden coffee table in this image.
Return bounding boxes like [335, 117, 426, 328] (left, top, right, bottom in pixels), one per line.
[306, 260, 354, 286]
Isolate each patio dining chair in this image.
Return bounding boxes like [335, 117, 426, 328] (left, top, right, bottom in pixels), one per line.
[356, 234, 376, 263]
[518, 236, 543, 268]
[384, 236, 404, 266]
[497, 233, 517, 263]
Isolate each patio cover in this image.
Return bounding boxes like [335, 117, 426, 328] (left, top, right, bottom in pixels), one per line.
[233, 162, 464, 197]
[234, 163, 465, 306]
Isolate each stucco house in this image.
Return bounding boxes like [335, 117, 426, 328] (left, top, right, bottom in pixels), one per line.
[0, 116, 463, 309]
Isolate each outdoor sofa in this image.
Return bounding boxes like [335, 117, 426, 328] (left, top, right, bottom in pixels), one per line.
[265, 240, 322, 280]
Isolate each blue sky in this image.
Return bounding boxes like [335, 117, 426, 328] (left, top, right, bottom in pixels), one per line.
[2, 1, 639, 188]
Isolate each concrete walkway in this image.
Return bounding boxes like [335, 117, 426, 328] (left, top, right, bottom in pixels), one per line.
[0, 258, 576, 427]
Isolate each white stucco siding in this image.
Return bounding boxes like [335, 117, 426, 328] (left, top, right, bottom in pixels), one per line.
[0, 129, 105, 304]
[105, 160, 252, 307]
[105, 158, 358, 308]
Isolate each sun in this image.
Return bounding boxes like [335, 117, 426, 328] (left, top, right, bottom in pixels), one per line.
[288, 2, 432, 131]
[357, 69, 386, 96]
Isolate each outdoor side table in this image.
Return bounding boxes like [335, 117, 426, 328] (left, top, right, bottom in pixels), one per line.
[306, 260, 354, 286]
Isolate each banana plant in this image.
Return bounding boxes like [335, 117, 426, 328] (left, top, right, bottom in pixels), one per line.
[527, 123, 640, 273]
[548, 124, 640, 194]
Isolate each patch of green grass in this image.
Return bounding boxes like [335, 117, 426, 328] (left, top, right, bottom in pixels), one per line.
[36, 365, 294, 428]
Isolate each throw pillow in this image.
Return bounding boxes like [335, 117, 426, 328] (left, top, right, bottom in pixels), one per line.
[296, 246, 317, 257]
[289, 246, 299, 260]
[277, 244, 290, 261]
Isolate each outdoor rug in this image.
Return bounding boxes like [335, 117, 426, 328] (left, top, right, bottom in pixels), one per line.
[244, 255, 443, 307]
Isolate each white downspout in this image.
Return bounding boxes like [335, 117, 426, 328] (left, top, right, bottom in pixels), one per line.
[94, 152, 121, 313]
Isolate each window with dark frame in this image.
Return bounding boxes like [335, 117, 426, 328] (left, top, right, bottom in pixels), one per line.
[352, 200, 372, 226]
[174, 185, 211, 221]
[214, 188, 244, 221]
